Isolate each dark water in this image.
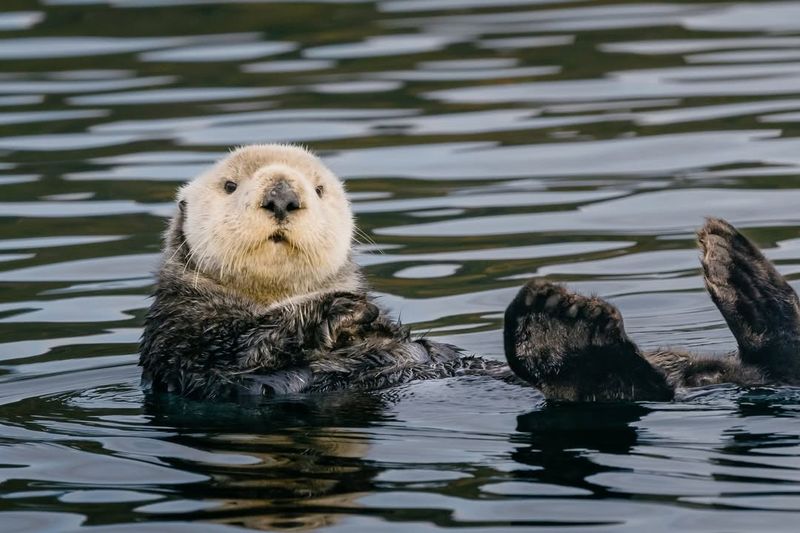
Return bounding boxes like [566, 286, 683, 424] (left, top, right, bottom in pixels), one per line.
[2, 0, 800, 531]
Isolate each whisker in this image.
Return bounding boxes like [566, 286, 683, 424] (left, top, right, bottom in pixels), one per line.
[167, 239, 187, 263]
[354, 226, 383, 255]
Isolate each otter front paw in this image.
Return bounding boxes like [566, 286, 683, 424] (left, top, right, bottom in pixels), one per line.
[319, 293, 381, 348]
[504, 280, 673, 402]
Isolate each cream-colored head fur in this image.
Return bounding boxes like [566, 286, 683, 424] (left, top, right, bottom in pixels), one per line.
[174, 144, 355, 303]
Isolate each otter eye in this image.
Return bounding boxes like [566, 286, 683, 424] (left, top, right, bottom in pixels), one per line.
[315, 185, 324, 198]
[224, 181, 237, 194]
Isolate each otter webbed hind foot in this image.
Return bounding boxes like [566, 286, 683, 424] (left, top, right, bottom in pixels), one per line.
[698, 218, 800, 382]
[504, 280, 674, 402]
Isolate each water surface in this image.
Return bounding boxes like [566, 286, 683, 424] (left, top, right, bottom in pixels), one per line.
[2, 0, 800, 531]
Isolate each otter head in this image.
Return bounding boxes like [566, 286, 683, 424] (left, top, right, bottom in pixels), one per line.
[170, 144, 355, 302]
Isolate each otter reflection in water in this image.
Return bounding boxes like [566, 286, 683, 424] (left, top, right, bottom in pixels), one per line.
[141, 393, 649, 530]
[139, 144, 800, 402]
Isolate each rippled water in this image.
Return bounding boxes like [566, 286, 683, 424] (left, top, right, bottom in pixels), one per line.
[2, 0, 800, 531]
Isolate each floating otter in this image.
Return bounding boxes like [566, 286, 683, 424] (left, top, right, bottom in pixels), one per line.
[139, 144, 513, 400]
[139, 144, 800, 402]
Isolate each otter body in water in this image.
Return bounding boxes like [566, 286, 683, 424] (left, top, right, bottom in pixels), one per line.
[139, 145, 511, 401]
[140, 144, 800, 402]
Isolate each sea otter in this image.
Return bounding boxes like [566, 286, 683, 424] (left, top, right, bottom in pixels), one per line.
[139, 144, 800, 402]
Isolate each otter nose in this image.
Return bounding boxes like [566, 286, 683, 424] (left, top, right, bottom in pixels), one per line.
[261, 180, 300, 221]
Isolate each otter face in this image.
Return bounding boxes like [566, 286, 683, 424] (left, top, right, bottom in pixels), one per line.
[176, 144, 354, 300]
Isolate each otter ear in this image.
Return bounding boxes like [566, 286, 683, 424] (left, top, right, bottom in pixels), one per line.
[165, 193, 188, 250]
[176, 183, 190, 214]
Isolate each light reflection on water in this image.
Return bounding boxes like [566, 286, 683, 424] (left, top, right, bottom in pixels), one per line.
[1, 0, 800, 531]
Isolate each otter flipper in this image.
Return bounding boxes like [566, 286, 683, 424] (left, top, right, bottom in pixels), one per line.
[504, 280, 674, 402]
[698, 218, 800, 381]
